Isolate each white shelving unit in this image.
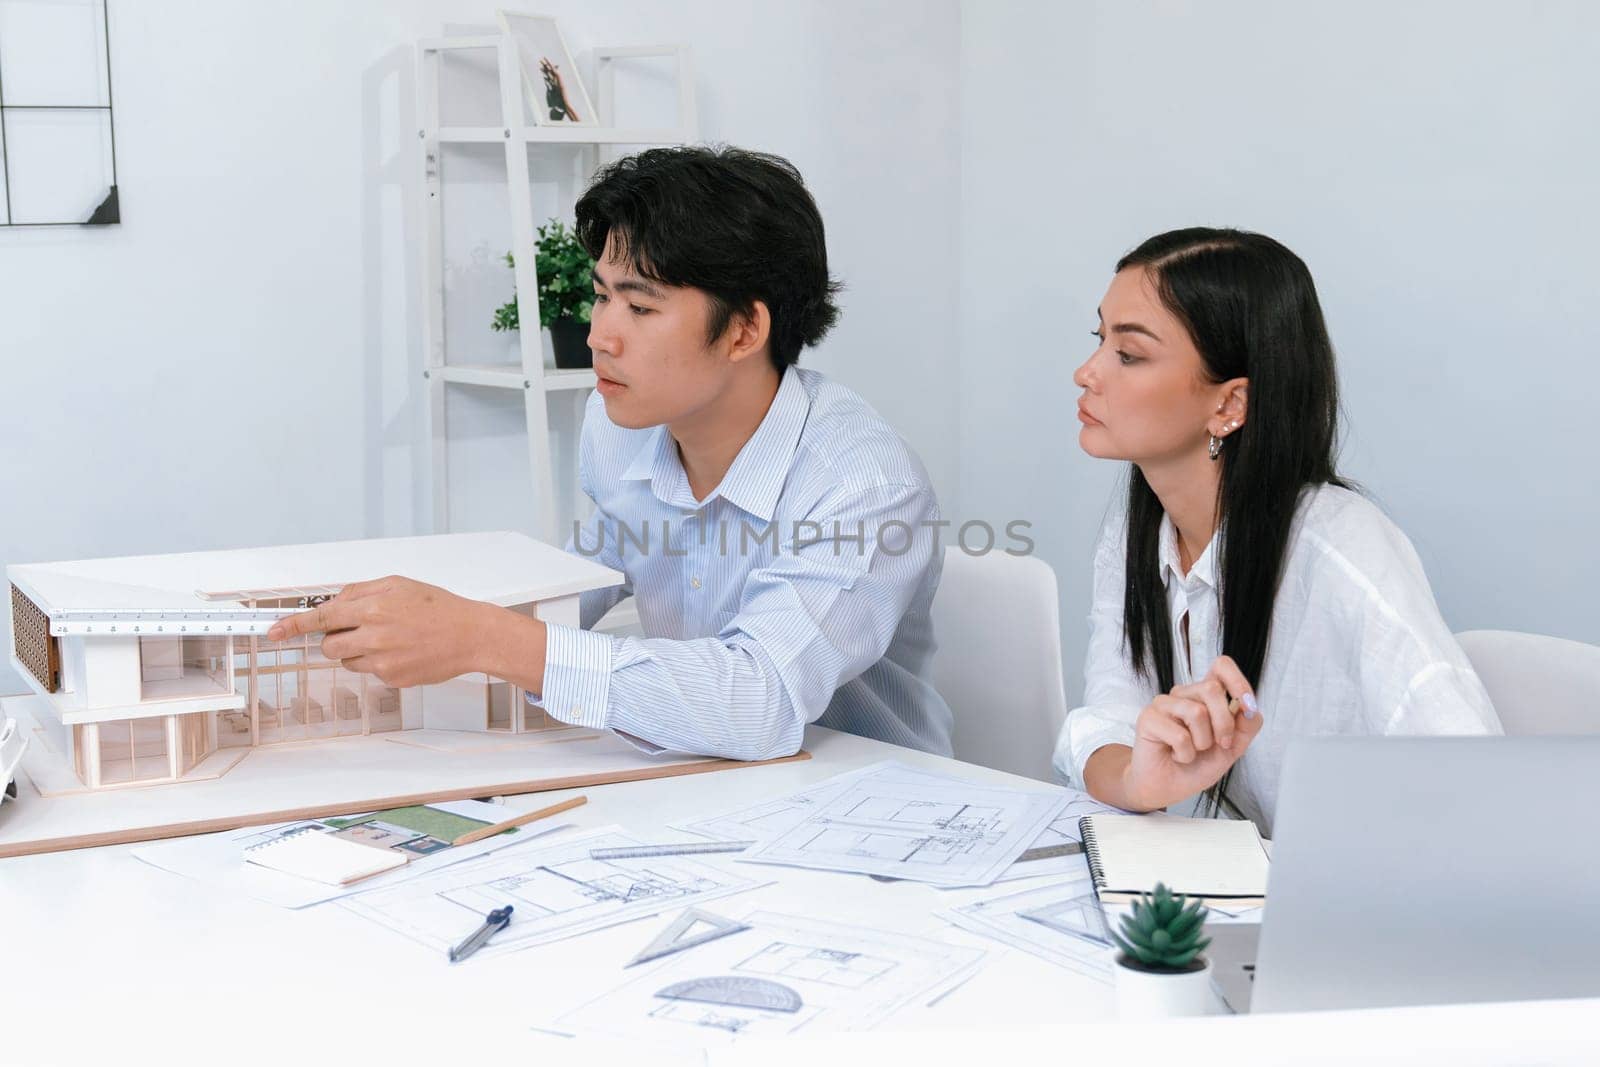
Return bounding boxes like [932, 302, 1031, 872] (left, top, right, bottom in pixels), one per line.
[416, 33, 697, 543]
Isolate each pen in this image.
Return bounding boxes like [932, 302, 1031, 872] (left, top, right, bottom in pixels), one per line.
[448, 904, 513, 963]
[450, 795, 588, 846]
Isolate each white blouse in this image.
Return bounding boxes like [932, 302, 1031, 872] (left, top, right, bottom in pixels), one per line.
[1052, 484, 1501, 834]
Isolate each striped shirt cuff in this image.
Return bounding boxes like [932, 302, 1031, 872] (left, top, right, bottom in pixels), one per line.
[537, 623, 614, 731]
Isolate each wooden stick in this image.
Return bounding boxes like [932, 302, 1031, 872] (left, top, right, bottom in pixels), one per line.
[451, 794, 588, 846]
[0, 749, 810, 859]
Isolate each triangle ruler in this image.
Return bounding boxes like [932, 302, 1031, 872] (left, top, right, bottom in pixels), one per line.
[626, 908, 750, 968]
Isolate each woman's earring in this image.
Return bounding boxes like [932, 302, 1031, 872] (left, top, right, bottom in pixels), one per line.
[1209, 433, 1223, 461]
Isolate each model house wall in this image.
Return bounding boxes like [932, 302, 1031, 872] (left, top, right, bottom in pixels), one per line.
[7, 533, 619, 793]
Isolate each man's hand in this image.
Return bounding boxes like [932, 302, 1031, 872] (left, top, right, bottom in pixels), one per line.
[1122, 654, 1264, 810]
[265, 575, 541, 690]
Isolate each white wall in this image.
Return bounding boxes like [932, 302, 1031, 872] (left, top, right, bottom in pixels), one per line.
[959, 0, 1600, 713]
[7, 0, 1593, 714]
[0, 0, 960, 692]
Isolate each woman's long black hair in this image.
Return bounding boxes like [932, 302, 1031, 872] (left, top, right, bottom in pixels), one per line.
[1116, 228, 1349, 816]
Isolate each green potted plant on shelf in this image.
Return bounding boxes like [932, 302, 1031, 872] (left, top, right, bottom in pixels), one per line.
[1109, 882, 1214, 1019]
[491, 219, 596, 369]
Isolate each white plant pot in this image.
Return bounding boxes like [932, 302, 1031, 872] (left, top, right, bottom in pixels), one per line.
[1113, 953, 1214, 1020]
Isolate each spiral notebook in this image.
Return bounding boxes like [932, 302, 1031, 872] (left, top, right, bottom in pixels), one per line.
[244, 825, 409, 886]
[1078, 813, 1270, 904]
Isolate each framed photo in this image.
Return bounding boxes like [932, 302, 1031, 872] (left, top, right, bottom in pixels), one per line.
[496, 11, 595, 126]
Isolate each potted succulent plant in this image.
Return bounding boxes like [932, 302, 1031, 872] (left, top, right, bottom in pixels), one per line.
[491, 219, 596, 369]
[1109, 882, 1214, 1019]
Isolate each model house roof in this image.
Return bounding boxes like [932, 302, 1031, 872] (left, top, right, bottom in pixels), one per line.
[8, 531, 622, 614]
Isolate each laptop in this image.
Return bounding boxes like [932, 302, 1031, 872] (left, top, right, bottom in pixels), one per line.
[1239, 736, 1600, 1013]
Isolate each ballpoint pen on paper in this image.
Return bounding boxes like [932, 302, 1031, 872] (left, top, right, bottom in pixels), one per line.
[449, 905, 513, 963]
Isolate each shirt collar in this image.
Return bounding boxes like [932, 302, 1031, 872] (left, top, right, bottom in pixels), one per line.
[619, 423, 694, 508]
[618, 367, 811, 522]
[1159, 512, 1220, 589]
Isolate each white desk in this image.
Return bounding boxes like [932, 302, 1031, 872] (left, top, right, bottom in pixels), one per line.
[3, 725, 1595, 1065]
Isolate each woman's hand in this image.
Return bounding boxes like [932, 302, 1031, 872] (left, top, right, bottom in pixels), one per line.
[1120, 655, 1265, 811]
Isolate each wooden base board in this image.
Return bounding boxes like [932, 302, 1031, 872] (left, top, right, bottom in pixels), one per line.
[0, 695, 809, 859]
[23, 739, 251, 798]
[382, 726, 598, 754]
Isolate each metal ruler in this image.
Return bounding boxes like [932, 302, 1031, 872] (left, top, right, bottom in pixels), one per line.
[1015, 840, 1085, 863]
[47, 607, 305, 637]
[868, 839, 1084, 882]
[589, 840, 755, 860]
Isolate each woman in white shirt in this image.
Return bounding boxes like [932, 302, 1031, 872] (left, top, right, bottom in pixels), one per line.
[1054, 227, 1500, 834]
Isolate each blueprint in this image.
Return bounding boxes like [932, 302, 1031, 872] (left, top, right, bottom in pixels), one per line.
[943, 875, 1115, 982]
[993, 789, 1128, 884]
[340, 826, 764, 959]
[673, 759, 916, 844]
[544, 910, 985, 1045]
[736, 763, 1069, 887]
[681, 760, 1119, 886]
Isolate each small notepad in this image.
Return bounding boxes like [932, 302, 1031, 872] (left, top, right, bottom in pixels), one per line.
[244, 827, 408, 886]
[1079, 813, 1270, 903]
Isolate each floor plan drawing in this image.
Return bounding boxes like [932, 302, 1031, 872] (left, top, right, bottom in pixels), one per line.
[682, 760, 1121, 890]
[977, 791, 1128, 885]
[796, 823, 999, 868]
[440, 855, 721, 919]
[672, 759, 909, 844]
[739, 764, 1069, 887]
[840, 796, 1005, 835]
[547, 910, 984, 1046]
[1035, 792, 1130, 847]
[737, 942, 897, 988]
[341, 827, 763, 959]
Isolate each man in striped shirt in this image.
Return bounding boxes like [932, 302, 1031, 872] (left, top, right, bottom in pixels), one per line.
[271, 146, 952, 760]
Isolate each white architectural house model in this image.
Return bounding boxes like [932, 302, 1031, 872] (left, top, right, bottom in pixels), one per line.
[6, 532, 621, 793]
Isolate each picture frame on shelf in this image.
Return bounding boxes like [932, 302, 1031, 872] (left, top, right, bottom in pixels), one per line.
[497, 11, 595, 126]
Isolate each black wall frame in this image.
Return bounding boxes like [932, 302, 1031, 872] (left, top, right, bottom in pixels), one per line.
[0, 0, 119, 226]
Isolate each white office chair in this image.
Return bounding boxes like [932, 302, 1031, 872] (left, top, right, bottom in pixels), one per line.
[930, 547, 1068, 782]
[1455, 629, 1600, 735]
[592, 600, 643, 636]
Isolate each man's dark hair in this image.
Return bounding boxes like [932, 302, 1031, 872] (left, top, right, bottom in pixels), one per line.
[574, 145, 842, 370]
